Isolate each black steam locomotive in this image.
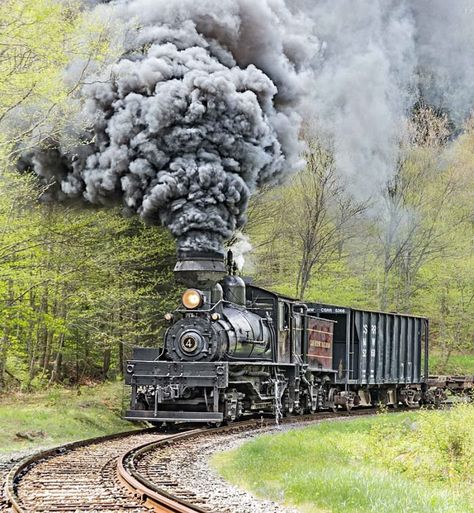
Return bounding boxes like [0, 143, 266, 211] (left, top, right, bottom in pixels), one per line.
[123, 251, 470, 424]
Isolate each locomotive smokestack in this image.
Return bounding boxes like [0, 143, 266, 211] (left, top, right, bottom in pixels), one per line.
[174, 250, 226, 287]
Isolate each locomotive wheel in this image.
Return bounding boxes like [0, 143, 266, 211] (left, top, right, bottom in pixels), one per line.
[207, 421, 224, 428]
[294, 392, 309, 415]
[149, 421, 165, 429]
[282, 392, 292, 417]
[294, 401, 305, 416]
[136, 396, 149, 411]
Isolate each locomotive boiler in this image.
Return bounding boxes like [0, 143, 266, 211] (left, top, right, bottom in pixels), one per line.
[165, 255, 273, 363]
[124, 250, 438, 424]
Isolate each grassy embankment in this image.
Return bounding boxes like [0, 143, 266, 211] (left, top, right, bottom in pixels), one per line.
[429, 352, 474, 375]
[0, 381, 141, 454]
[213, 404, 474, 513]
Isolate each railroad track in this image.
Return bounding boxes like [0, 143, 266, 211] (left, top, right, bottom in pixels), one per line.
[6, 409, 381, 513]
[1, 460, 16, 513]
[118, 409, 381, 513]
[4, 428, 175, 513]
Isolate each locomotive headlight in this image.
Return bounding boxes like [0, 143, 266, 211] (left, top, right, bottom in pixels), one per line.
[182, 288, 203, 309]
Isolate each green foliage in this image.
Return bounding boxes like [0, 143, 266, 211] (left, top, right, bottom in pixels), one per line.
[366, 404, 474, 485]
[0, 0, 118, 164]
[212, 410, 474, 513]
[0, 2, 175, 392]
[429, 353, 474, 375]
[0, 172, 178, 391]
[0, 381, 140, 453]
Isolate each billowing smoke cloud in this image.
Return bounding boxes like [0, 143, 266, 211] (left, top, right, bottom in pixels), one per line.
[20, 0, 474, 251]
[295, 0, 474, 200]
[302, 1, 416, 197]
[413, 0, 474, 124]
[25, 0, 317, 254]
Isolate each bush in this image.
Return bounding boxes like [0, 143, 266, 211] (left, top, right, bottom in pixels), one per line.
[366, 403, 474, 485]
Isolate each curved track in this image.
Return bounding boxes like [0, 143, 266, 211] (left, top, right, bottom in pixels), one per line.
[118, 410, 380, 513]
[7, 410, 381, 513]
[5, 429, 171, 513]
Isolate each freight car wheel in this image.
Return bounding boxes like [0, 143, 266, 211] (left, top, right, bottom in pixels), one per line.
[401, 388, 421, 408]
[376, 389, 389, 408]
[344, 391, 357, 413]
[328, 387, 339, 413]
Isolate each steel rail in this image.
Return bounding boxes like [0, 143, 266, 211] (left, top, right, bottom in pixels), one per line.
[6, 407, 407, 513]
[5, 426, 159, 513]
[117, 409, 380, 513]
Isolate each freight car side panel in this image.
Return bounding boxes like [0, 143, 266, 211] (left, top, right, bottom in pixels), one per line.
[354, 311, 424, 384]
[307, 317, 334, 370]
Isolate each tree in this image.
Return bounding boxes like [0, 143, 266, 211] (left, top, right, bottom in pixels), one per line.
[0, 0, 114, 164]
[376, 105, 453, 311]
[290, 140, 366, 299]
[243, 114, 473, 372]
[0, 172, 178, 391]
[244, 138, 365, 300]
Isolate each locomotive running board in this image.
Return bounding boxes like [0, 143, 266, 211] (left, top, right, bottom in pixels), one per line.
[124, 410, 224, 422]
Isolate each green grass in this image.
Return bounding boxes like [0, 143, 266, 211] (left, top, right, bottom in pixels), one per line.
[212, 407, 474, 513]
[0, 381, 141, 454]
[429, 352, 474, 375]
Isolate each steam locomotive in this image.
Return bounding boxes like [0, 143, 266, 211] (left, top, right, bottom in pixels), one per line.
[124, 251, 471, 424]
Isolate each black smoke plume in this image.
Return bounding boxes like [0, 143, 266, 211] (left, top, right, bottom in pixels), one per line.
[24, 0, 316, 254]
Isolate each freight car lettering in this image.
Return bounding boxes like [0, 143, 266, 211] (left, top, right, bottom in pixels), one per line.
[319, 307, 347, 314]
[312, 340, 331, 349]
[363, 324, 377, 335]
[307, 317, 334, 369]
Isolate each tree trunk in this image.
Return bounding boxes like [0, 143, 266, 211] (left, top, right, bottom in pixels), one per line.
[39, 286, 49, 371]
[102, 349, 111, 380]
[0, 334, 8, 392]
[49, 329, 65, 386]
[118, 341, 124, 376]
[0, 280, 15, 392]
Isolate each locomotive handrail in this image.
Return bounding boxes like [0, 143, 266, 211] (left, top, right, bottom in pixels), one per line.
[175, 298, 250, 314]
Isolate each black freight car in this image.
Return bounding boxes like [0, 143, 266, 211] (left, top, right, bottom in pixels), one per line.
[307, 303, 429, 407]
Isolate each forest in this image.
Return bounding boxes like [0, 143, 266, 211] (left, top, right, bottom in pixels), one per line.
[0, 0, 472, 392]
